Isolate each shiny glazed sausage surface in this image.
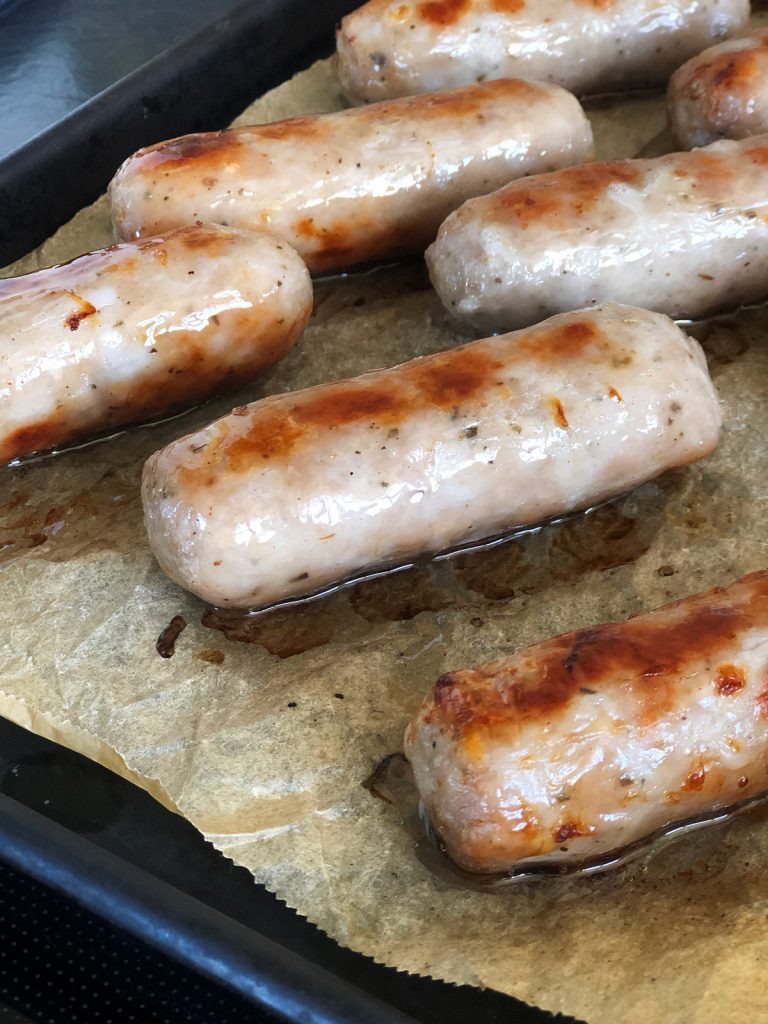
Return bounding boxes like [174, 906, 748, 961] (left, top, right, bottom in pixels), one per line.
[336, 0, 749, 103]
[109, 80, 593, 274]
[406, 570, 768, 874]
[0, 225, 312, 464]
[427, 135, 768, 332]
[669, 29, 768, 148]
[142, 304, 720, 609]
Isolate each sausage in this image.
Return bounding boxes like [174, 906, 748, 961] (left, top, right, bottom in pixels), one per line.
[405, 569, 768, 875]
[335, 0, 749, 104]
[0, 225, 311, 464]
[142, 304, 720, 609]
[669, 29, 768, 149]
[108, 80, 593, 274]
[427, 134, 768, 332]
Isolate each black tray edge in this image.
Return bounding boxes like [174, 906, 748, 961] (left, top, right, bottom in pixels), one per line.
[0, 793, 417, 1024]
[0, 0, 356, 266]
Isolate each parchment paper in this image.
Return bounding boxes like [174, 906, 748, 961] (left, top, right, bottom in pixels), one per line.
[3, 29, 768, 1023]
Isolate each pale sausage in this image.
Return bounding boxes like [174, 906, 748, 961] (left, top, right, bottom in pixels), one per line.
[142, 304, 720, 609]
[336, 0, 749, 104]
[0, 225, 311, 463]
[427, 135, 768, 331]
[109, 80, 593, 274]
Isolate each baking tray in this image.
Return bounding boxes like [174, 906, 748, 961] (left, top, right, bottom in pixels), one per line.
[0, 0, 354, 266]
[0, 2, 574, 1022]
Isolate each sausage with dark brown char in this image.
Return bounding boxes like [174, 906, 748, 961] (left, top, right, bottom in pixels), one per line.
[406, 569, 768, 874]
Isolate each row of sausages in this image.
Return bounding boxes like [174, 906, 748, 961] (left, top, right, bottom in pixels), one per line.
[2, 3, 767, 879]
[336, 0, 768, 151]
[6, 69, 767, 471]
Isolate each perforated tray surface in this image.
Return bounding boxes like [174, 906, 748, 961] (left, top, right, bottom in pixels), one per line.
[0, 860, 279, 1024]
[0, 716, 570, 1023]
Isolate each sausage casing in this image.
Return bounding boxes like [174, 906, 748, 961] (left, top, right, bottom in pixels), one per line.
[142, 304, 720, 609]
[669, 29, 768, 149]
[0, 225, 311, 464]
[427, 135, 768, 332]
[406, 570, 768, 874]
[335, 0, 749, 104]
[108, 80, 593, 274]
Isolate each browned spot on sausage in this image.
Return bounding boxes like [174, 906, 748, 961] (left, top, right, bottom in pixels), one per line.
[104, 256, 138, 274]
[490, 0, 525, 10]
[493, 147, 742, 225]
[294, 217, 354, 252]
[368, 78, 546, 124]
[685, 150, 735, 195]
[550, 397, 568, 429]
[745, 144, 768, 167]
[190, 313, 616, 478]
[152, 247, 168, 266]
[692, 45, 767, 99]
[293, 208, 433, 271]
[576, 0, 614, 7]
[2, 418, 72, 462]
[553, 819, 593, 844]
[712, 57, 745, 89]
[306, 386, 406, 424]
[389, 2, 410, 18]
[756, 688, 768, 718]
[413, 348, 502, 408]
[219, 412, 304, 466]
[388, 86, 483, 118]
[293, 215, 402, 271]
[683, 765, 706, 791]
[714, 662, 746, 696]
[177, 225, 238, 252]
[608, 386, 622, 402]
[417, 0, 470, 25]
[427, 572, 768, 734]
[217, 344, 502, 471]
[139, 131, 246, 172]
[229, 377, 429, 465]
[252, 115, 326, 141]
[179, 310, 614, 480]
[492, 161, 642, 226]
[516, 318, 613, 365]
[64, 293, 97, 331]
